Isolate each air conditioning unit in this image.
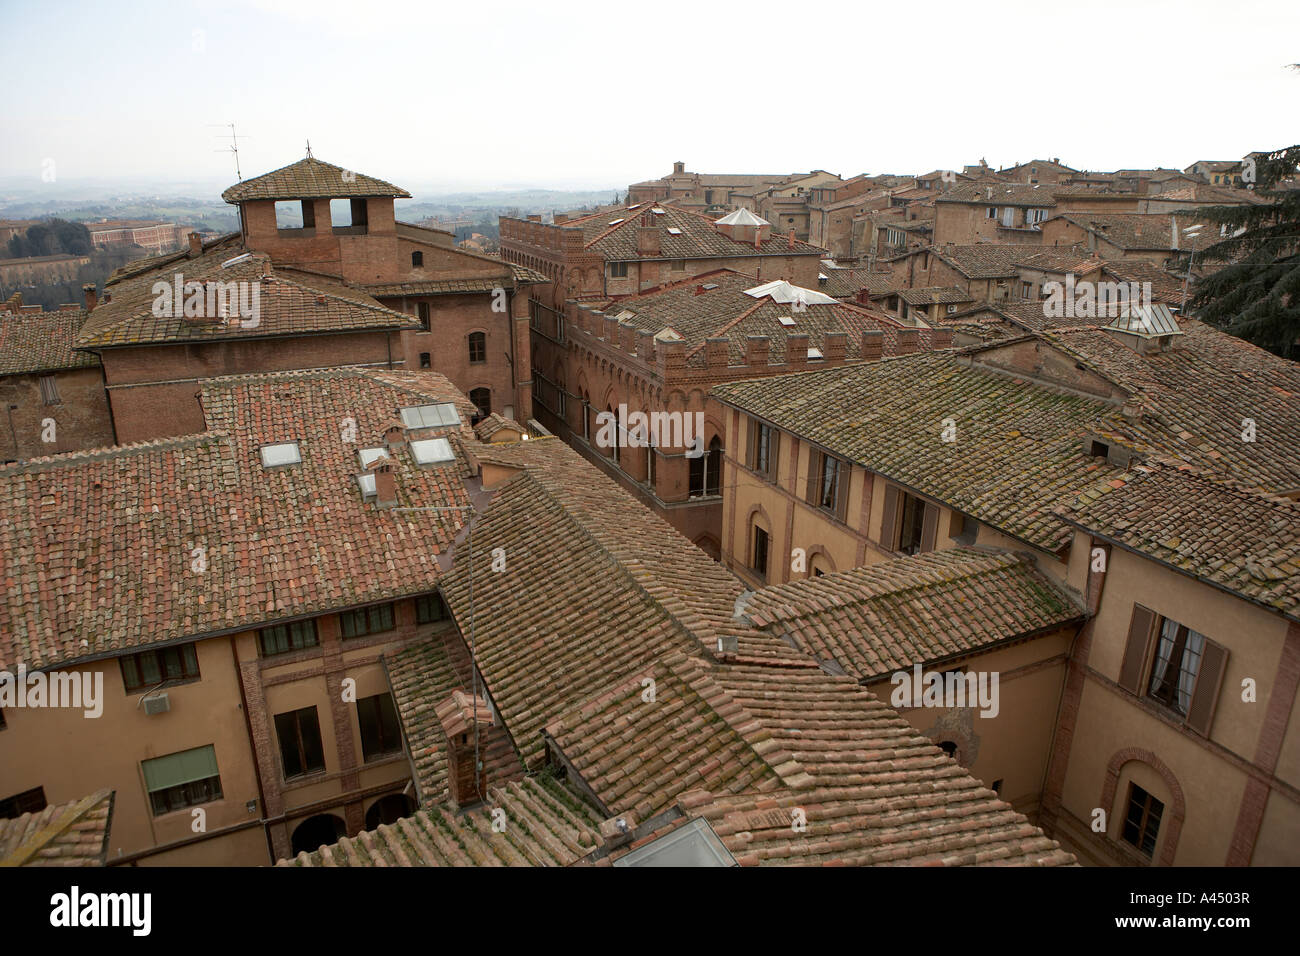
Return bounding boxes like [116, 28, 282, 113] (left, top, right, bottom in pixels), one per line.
[947, 305, 958, 314]
[143, 693, 171, 716]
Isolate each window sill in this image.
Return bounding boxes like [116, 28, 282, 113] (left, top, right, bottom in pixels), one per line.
[125, 674, 203, 695]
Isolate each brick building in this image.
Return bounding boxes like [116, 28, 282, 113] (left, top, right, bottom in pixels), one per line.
[933, 183, 1056, 244]
[0, 294, 114, 460]
[86, 220, 191, 256]
[530, 269, 950, 556]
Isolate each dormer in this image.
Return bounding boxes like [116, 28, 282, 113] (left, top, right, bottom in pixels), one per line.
[715, 207, 772, 246]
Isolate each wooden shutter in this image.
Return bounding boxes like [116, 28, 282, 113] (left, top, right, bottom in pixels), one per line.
[879, 484, 900, 550]
[746, 418, 757, 469]
[805, 449, 821, 504]
[768, 431, 780, 482]
[1118, 605, 1156, 694]
[834, 461, 849, 522]
[919, 501, 939, 552]
[1186, 639, 1228, 736]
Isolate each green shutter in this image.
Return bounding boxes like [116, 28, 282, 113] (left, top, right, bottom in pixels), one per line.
[142, 745, 219, 793]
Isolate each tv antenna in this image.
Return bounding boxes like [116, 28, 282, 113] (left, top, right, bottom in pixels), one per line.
[209, 123, 246, 181]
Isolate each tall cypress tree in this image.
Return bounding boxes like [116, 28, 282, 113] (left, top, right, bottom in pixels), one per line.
[1188, 145, 1300, 358]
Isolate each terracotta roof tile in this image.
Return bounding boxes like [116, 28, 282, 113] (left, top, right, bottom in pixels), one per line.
[221, 156, 411, 202]
[0, 789, 114, 866]
[0, 309, 98, 376]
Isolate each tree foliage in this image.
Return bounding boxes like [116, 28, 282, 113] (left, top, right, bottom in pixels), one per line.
[1188, 145, 1300, 358]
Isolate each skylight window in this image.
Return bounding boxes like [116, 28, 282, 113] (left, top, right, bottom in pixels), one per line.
[651, 207, 666, 214]
[808, 347, 824, 360]
[356, 473, 377, 499]
[410, 437, 455, 465]
[611, 818, 736, 868]
[221, 253, 253, 269]
[608, 218, 626, 226]
[259, 442, 301, 467]
[666, 227, 683, 235]
[358, 447, 388, 468]
[778, 315, 796, 327]
[399, 403, 460, 429]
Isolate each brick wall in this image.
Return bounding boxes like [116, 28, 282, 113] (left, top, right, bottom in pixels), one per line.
[0, 365, 115, 460]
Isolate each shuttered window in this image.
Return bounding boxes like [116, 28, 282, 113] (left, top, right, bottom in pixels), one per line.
[806, 450, 848, 521]
[39, 375, 60, 405]
[1119, 604, 1227, 736]
[884, 484, 938, 554]
[142, 745, 222, 816]
[747, 419, 779, 482]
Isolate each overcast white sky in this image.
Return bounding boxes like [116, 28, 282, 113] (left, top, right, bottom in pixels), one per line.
[1, 0, 1297, 193]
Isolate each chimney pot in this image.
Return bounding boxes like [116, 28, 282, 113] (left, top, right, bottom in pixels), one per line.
[370, 459, 398, 508]
[694, 284, 706, 296]
[82, 283, 98, 311]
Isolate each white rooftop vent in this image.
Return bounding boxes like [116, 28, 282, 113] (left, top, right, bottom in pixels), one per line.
[808, 346, 824, 360]
[778, 315, 797, 327]
[221, 253, 254, 269]
[715, 208, 770, 227]
[654, 326, 683, 342]
[743, 279, 837, 306]
[259, 442, 301, 468]
[651, 207, 666, 214]
[400, 403, 460, 429]
[818, 272, 829, 280]
[666, 227, 683, 235]
[608, 218, 626, 226]
[356, 473, 377, 499]
[410, 437, 455, 465]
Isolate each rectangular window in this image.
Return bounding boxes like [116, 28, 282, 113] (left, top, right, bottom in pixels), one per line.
[609, 262, 629, 278]
[1121, 783, 1163, 858]
[275, 707, 325, 779]
[1118, 605, 1228, 735]
[986, 207, 998, 219]
[419, 352, 431, 369]
[415, 593, 448, 624]
[748, 421, 778, 481]
[39, 375, 60, 405]
[258, 620, 319, 657]
[340, 603, 395, 639]
[806, 451, 849, 521]
[120, 644, 200, 692]
[897, 491, 927, 554]
[879, 484, 937, 554]
[751, 525, 770, 580]
[0, 786, 46, 820]
[417, 302, 431, 332]
[357, 693, 403, 762]
[142, 745, 222, 816]
[1020, 281, 1033, 298]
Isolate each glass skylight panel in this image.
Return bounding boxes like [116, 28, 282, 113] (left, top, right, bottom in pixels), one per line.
[608, 218, 626, 225]
[356, 473, 377, 498]
[808, 347, 824, 359]
[779, 315, 797, 327]
[400, 403, 460, 429]
[410, 437, 455, 465]
[611, 818, 736, 868]
[358, 447, 388, 468]
[259, 442, 301, 467]
[666, 227, 683, 235]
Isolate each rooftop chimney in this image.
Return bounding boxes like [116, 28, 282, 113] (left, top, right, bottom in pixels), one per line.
[638, 225, 661, 257]
[787, 230, 795, 250]
[383, 421, 407, 453]
[861, 330, 884, 362]
[82, 284, 98, 311]
[694, 284, 706, 296]
[369, 458, 398, 508]
[897, 328, 919, 354]
[931, 327, 954, 348]
[438, 690, 493, 808]
[187, 232, 202, 257]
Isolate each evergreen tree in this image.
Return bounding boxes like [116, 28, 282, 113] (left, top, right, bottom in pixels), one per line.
[1188, 145, 1300, 358]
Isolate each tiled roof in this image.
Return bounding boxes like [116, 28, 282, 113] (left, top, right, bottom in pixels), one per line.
[1013, 249, 1107, 274]
[896, 286, 975, 306]
[744, 549, 1083, 680]
[221, 157, 411, 202]
[585, 270, 938, 367]
[673, 666, 1076, 866]
[385, 633, 525, 805]
[938, 184, 1057, 207]
[1060, 463, 1300, 621]
[278, 775, 601, 866]
[712, 350, 1127, 552]
[0, 309, 98, 375]
[437, 436, 809, 768]
[1049, 213, 1220, 252]
[543, 652, 786, 821]
[472, 413, 522, 441]
[0, 368, 476, 670]
[928, 244, 1068, 279]
[566, 203, 824, 261]
[817, 268, 900, 299]
[0, 789, 114, 866]
[714, 321, 1300, 552]
[79, 242, 416, 348]
[1099, 259, 1186, 304]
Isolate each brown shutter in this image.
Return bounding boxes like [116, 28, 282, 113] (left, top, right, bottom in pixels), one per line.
[879, 484, 900, 550]
[766, 431, 779, 481]
[806, 449, 821, 504]
[1118, 605, 1156, 694]
[1186, 639, 1227, 736]
[835, 461, 849, 522]
[919, 501, 939, 552]
[746, 418, 757, 469]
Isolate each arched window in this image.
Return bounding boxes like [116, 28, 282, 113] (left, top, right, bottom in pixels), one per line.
[607, 406, 620, 465]
[468, 331, 486, 364]
[469, 388, 490, 424]
[411, 250, 423, 268]
[750, 519, 770, 580]
[689, 436, 722, 497]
